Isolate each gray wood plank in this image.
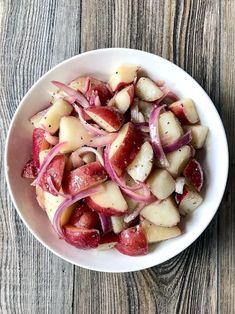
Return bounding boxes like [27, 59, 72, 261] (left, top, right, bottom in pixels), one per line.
[0, 0, 82, 313]
[218, 1, 235, 313]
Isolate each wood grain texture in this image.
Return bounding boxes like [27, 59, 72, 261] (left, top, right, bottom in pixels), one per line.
[218, 1, 235, 313]
[0, 0, 234, 313]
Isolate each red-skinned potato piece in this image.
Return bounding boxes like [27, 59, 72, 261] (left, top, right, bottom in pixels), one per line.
[183, 159, 204, 191]
[85, 107, 124, 132]
[63, 225, 100, 249]
[175, 185, 203, 215]
[109, 122, 144, 176]
[77, 211, 100, 229]
[113, 84, 135, 114]
[22, 159, 38, 179]
[86, 181, 128, 216]
[63, 161, 108, 196]
[169, 99, 199, 125]
[116, 225, 148, 256]
[38, 155, 65, 195]
[97, 232, 119, 250]
[68, 202, 100, 229]
[108, 65, 138, 92]
[69, 77, 112, 104]
[100, 232, 119, 244]
[32, 128, 50, 168]
[86, 77, 112, 104]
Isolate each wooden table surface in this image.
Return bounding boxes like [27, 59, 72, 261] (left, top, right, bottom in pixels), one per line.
[0, 0, 234, 313]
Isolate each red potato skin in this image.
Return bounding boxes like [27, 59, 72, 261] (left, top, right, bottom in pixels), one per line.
[100, 232, 119, 244]
[32, 128, 50, 168]
[68, 202, 100, 230]
[63, 161, 108, 196]
[85, 107, 124, 131]
[175, 186, 188, 204]
[86, 197, 128, 216]
[63, 225, 100, 249]
[86, 78, 112, 104]
[68, 202, 90, 225]
[77, 211, 100, 229]
[22, 159, 38, 179]
[113, 82, 131, 92]
[183, 159, 204, 191]
[38, 155, 65, 195]
[109, 123, 144, 175]
[169, 101, 191, 125]
[126, 84, 135, 103]
[115, 225, 148, 256]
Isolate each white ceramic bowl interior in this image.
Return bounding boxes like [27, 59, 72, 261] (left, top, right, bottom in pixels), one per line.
[5, 48, 228, 272]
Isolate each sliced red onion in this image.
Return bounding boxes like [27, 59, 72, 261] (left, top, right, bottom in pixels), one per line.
[31, 142, 67, 186]
[84, 77, 91, 94]
[51, 80, 89, 108]
[98, 213, 112, 233]
[94, 95, 101, 106]
[73, 147, 104, 166]
[134, 123, 150, 133]
[104, 147, 145, 191]
[47, 176, 70, 198]
[88, 90, 98, 106]
[149, 105, 169, 168]
[88, 133, 118, 147]
[44, 132, 59, 146]
[131, 102, 145, 123]
[64, 95, 78, 104]
[121, 187, 156, 203]
[70, 151, 85, 168]
[75, 105, 107, 136]
[48, 91, 75, 105]
[163, 130, 192, 154]
[175, 177, 186, 194]
[53, 185, 104, 237]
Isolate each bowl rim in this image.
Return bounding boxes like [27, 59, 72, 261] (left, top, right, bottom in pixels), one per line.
[4, 48, 229, 272]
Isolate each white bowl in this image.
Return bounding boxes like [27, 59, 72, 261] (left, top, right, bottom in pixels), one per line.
[5, 48, 228, 272]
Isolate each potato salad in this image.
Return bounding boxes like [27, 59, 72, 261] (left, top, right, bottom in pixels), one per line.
[22, 65, 208, 256]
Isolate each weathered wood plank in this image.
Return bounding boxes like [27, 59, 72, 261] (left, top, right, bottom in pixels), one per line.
[0, 1, 81, 313]
[218, 1, 235, 313]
